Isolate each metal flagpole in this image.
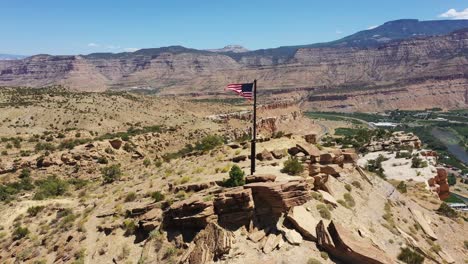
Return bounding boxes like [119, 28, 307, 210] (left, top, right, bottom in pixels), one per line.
[250, 79, 257, 175]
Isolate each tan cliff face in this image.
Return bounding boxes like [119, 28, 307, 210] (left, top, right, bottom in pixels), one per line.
[0, 30, 467, 110]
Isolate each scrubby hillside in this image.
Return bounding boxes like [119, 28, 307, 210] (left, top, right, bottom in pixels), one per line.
[0, 89, 466, 264]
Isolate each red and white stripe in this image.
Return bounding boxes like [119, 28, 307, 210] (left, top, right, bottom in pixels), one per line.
[226, 83, 253, 100]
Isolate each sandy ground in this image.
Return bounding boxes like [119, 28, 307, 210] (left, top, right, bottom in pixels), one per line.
[358, 150, 437, 183]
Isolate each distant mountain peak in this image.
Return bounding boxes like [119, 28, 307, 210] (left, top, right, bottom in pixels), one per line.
[206, 45, 249, 53]
[0, 54, 27, 60]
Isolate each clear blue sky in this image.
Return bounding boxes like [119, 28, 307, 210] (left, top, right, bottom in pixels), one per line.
[1, 0, 466, 55]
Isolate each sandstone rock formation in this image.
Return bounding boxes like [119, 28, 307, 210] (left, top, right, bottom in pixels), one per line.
[428, 167, 450, 200]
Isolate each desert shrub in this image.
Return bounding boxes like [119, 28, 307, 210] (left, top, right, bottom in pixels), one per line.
[12, 226, 29, 240]
[123, 219, 136, 236]
[154, 159, 163, 167]
[175, 190, 187, 199]
[343, 193, 355, 207]
[194, 135, 224, 152]
[316, 204, 331, 220]
[143, 158, 151, 167]
[124, 192, 136, 202]
[27, 206, 45, 217]
[101, 164, 122, 184]
[464, 240, 468, 249]
[351, 181, 362, 189]
[34, 175, 69, 200]
[397, 247, 424, 264]
[59, 139, 91, 150]
[0, 177, 34, 202]
[337, 199, 348, 208]
[311, 191, 323, 201]
[320, 251, 329, 260]
[180, 176, 190, 184]
[35, 142, 56, 152]
[75, 132, 81, 138]
[344, 184, 352, 192]
[447, 174, 456, 186]
[397, 181, 407, 193]
[436, 203, 458, 218]
[272, 131, 285, 138]
[151, 191, 165, 202]
[307, 258, 322, 264]
[104, 147, 114, 154]
[68, 178, 88, 189]
[281, 157, 304, 175]
[97, 156, 108, 164]
[224, 165, 245, 187]
[1, 150, 7, 155]
[366, 154, 388, 179]
[120, 133, 130, 141]
[411, 156, 427, 168]
[19, 168, 31, 179]
[396, 151, 412, 159]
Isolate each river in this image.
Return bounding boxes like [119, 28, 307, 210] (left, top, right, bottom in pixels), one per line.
[431, 127, 468, 165]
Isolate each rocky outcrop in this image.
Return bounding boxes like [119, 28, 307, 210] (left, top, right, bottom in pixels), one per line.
[287, 206, 320, 241]
[213, 188, 254, 229]
[428, 167, 450, 200]
[244, 180, 311, 216]
[163, 197, 217, 229]
[179, 222, 234, 264]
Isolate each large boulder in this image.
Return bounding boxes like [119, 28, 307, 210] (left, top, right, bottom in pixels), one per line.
[320, 164, 343, 176]
[213, 187, 254, 229]
[163, 196, 217, 229]
[232, 155, 247, 163]
[287, 206, 320, 241]
[343, 152, 358, 163]
[316, 220, 393, 264]
[244, 180, 311, 215]
[296, 144, 321, 158]
[304, 134, 317, 144]
[256, 149, 273, 161]
[109, 139, 123, 149]
[271, 149, 285, 159]
[319, 152, 335, 164]
[245, 174, 276, 184]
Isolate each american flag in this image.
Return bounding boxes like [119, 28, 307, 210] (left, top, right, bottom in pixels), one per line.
[226, 83, 254, 99]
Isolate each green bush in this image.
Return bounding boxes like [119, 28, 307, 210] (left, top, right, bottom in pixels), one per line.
[151, 191, 165, 202]
[12, 226, 29, 240]
[307, 258, 322, 264]
[124, 192, 136, 202]
[447, 174, 456, 186]
[123, 219, 136, 236]
[396, 151, 412, 159]
[316, 204, 331, 220]
[34, 175, 69, 200]
[19, 168, 31, 179]
[27, 206, 45, 217]
[437, 203, 458, 218]
[411, 156, 427, 168]
[397, 248, 424, 264]
[343, 193, 355, 207]
[281, 157, 304, 175]
[224, 165, 245, 187]
[397, 181, 407, 193]
[97, 156, 108, 164]
[366, 154, 388, 179]
[143, 158, 151, 167]
[194, 135, 224, 152]
[345, 184, 352, 192]
[35, 142, 56, 152]
[101, 164, 122, 184]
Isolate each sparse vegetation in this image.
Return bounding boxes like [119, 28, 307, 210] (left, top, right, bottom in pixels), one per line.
[436, 203, 458, 218]
[12, 226, 29, 240]
[397, 181, 407, 193]
[151, 191, 165, 202]
[27, 206, 45, 217]
[343, 193, 355, 207]
[316, 204, 331, 220]
[101, 164, 122, 184]
[397, 247, 424, 264]
[34, 175, 69, 200]
[124, 192, 137, 202]
[411, 156, 428, 168]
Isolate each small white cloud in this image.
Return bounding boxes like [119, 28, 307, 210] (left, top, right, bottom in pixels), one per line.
[87, 43, 99, 47]
[335, 30, 343, 34]
[439, 8, 468, 19]
[123, 48, 139, 52]
[367, 25, 378, 30]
